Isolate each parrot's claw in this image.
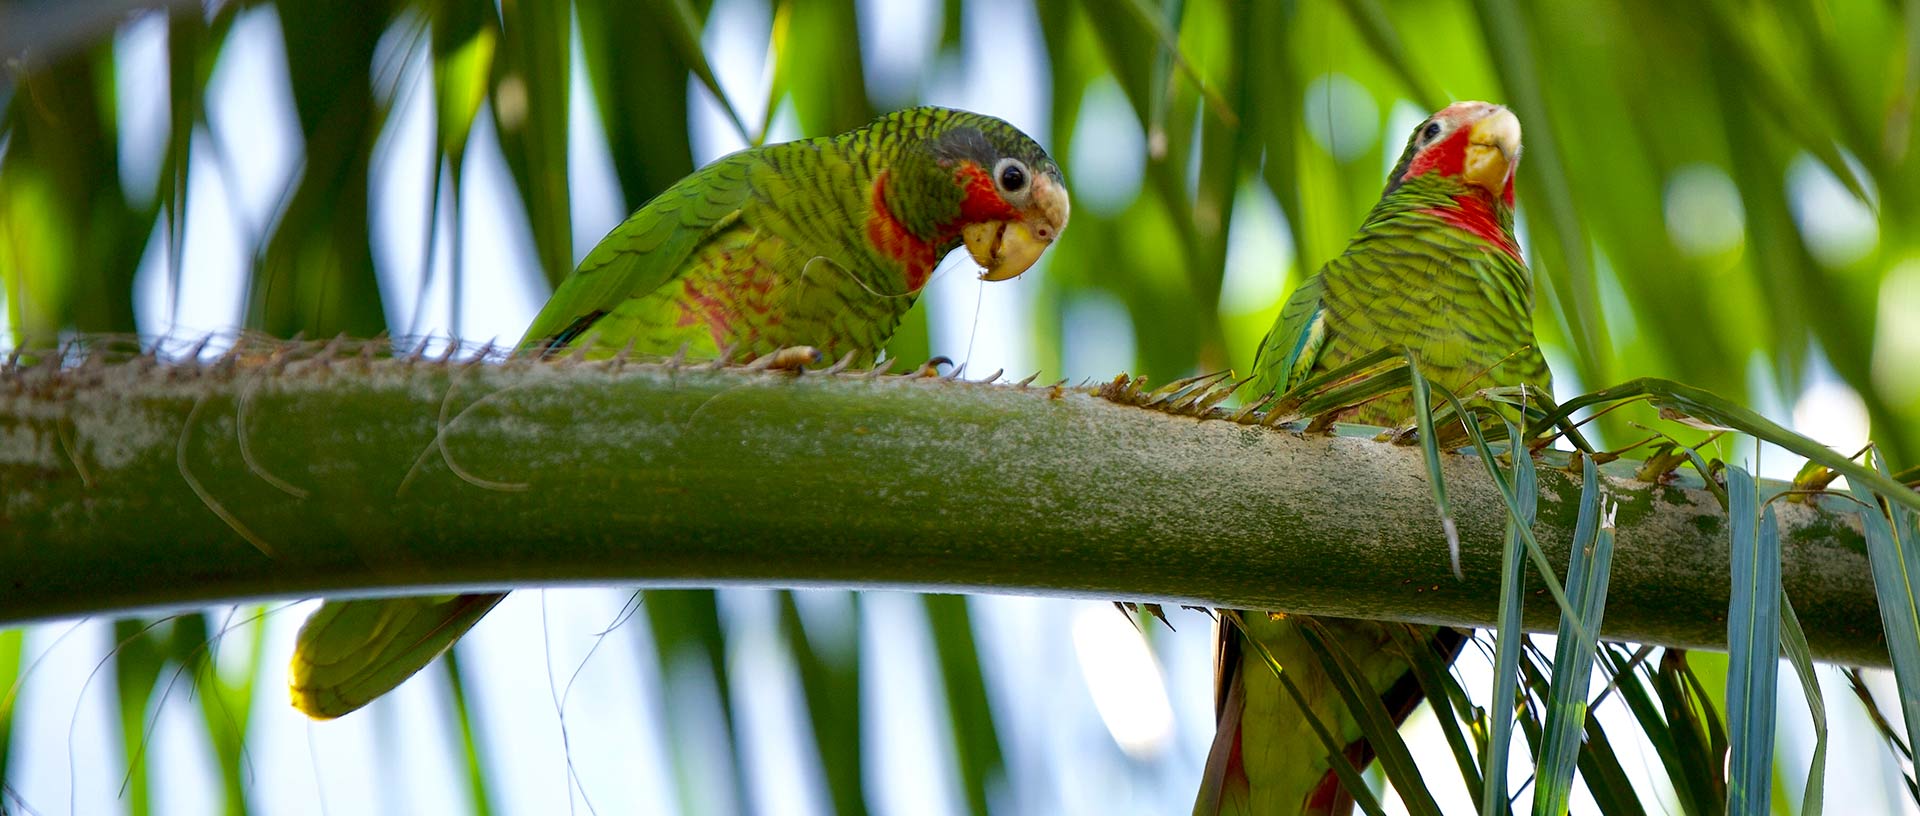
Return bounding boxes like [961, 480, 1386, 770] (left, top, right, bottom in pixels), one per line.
[911, 356, 953, 378]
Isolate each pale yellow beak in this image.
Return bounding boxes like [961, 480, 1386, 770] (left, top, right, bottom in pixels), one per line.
[964, 173, 1070, 281]
[1463, 107, 1522, 198]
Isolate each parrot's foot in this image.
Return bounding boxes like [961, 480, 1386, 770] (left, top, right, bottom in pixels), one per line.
[746, 346, 822, 371]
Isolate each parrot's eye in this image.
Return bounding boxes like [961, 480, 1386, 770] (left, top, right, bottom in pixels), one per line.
[1422, 122, 1443, 142]
[995, 158, 1029, 193]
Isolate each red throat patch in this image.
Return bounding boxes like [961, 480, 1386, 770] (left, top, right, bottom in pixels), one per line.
[864, 171, 941, 291]
[1419, 194, 1523, 261]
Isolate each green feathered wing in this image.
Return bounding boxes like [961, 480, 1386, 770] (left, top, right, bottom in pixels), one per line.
[522, 151, 762, 353]
[1199, 179, 1549, 815]
[519, 138, 931, 363]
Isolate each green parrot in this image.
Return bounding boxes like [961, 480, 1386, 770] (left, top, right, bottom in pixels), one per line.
[1196, 101, 1550, 814]
[289, 106, 1070, 719]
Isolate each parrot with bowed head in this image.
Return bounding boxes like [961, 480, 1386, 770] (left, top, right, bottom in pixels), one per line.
[1195, 101, 1549, 814]
[289, 106, 1069, 719]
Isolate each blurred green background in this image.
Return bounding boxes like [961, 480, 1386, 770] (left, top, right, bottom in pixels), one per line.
[1, 0, 1917, 812]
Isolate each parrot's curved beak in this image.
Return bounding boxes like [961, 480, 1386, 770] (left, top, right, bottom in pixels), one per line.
[966, 174, 1070, 281]
[1464, 107, 1522, 198]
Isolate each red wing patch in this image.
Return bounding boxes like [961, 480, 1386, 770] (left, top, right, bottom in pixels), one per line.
[676, 278, 734, 347]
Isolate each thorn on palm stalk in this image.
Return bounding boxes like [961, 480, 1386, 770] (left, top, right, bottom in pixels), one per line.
[1258, 404, 1295, 428]
[1146, 370, 1225, 403]
[213, 340, 245, 370]
[1226, 388, 1275, 424]
[1158, 371, 1234, 414]
[1113, 602, 1174, 633]
[460, 342, 496, 370]
[83, 341, 112, 371]
[823, 350, 859, 375]
[607, 338, 639, 371]
[1594, 433, 1667, 465]
[566, 335, 595, 362]
[185, 333, 216, 362]
[1188, 380, 1240, 415]
[1091, 373, 1133, 404]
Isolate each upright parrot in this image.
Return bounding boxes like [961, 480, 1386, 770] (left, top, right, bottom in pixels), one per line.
[1195, 101, 1549, 814]
[289, 106, 1069, 719]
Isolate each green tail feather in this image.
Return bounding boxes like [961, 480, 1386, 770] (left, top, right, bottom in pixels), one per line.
[290, 594, 504, 719]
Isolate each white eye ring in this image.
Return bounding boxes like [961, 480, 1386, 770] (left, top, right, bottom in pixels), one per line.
[993, 157, 1030, 195]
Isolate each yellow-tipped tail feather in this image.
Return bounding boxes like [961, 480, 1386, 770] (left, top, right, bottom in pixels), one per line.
[289, 593, 505, 719]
